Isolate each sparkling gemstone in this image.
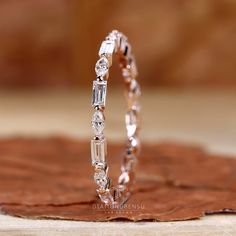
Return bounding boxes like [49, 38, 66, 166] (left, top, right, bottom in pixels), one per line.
[109, 187, 122, 203]
[120, 40, 131, 57]
[129, 79, 141, 97]
[106, 32, 117, 44]
[110, 30, 119, 38]
[92, 80, 107, 107]
[122, 68, 131, 78]
[117, 184, 126, 193]
[125, 110, 137, 137]
[94, 170, 106, 180]
[121, 154, 135, 172]
[127, 56, 138, 77]
[91, 138, 107, 164]
[127, 136, 140, 154]
[99, 40, 115, 56]
[95, 162, 107, 170]
[106, 34, 116, 41]
[97, 189, 114, 205]
[124, 43, 131, 57]
[94, 170, 108, 188]
[119, 34, 128, 51]
[130, 136, 139, 148]
[131, 102, 141, 112]
[118, 171, 130, 185]
[95, 57, 109, 77]
[127, 80, 141, 108]
[92, 111, 105, 136]
[116, 33, 122, 48]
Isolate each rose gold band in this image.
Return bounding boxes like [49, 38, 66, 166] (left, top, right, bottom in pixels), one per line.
[91, 30, 141, 206]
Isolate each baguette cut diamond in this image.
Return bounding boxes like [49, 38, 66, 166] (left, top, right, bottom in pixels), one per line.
[92, 111, 105, 135]
[92, 80, 107, 107]
[91, 138, 107, 164]
[95, 57, 109, 77]
[99, 40, 115, 56]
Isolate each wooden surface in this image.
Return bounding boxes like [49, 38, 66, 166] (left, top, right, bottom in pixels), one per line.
[0, 89, 235, 235]
[1, 138, 236, 222]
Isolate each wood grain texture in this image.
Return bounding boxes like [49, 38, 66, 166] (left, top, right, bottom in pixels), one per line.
[0, 137, 236, 221]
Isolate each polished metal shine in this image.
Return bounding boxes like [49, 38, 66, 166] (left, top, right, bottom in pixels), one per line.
[91, 30, 141, 206]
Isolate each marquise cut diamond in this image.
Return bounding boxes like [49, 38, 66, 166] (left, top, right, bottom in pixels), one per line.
[95, 57, 109, 77]
[92, 111, 105, 136]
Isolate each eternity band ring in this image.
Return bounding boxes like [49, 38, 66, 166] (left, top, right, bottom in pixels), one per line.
[90, 30, 141, 206]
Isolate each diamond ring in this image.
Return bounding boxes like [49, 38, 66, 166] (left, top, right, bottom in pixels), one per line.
[90, 30, 141, 206]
